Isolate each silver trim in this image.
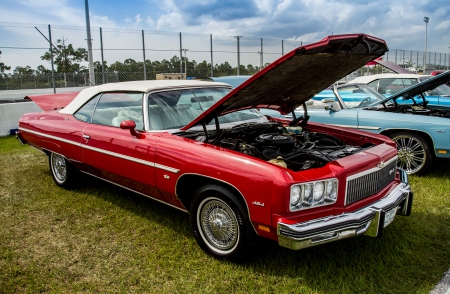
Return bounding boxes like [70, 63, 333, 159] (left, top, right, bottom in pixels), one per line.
[345, 155, 398, 206]
[19, 127, 180, 174]
[19, 127, 81, 148]
[81, 170, 188, 213]
[347, 155, 398, 181]
[327, 124, 381, 130]
[175, 173, 256, 233]
[277, 182, 411, 250]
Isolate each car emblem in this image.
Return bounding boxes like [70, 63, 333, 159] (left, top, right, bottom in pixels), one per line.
[377, 162, 385, 169]
[389, 168, 395, 175]
[252, 201, 265, 207]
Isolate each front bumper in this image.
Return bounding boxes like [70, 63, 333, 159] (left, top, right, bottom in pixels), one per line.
[277, 172, 412, 250]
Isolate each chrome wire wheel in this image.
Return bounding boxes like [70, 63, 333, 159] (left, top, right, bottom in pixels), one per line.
[391, 133, 427, 175]
[50, 153, 67, 184]
[197, 197, 239, 254]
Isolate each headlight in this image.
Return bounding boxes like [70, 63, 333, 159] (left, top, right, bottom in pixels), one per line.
[290, 179, 338, 211]
[290, 186, 301, 206]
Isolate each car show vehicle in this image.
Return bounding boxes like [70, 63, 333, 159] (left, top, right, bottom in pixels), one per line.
[271, 71, 450, 175]
[17, 34, 412, 260]
[348, 73, 450, 106]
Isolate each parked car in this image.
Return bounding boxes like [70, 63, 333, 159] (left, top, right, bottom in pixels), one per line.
[16, 34, 413, 260]
[264, 71, 450, 175]
[210, 75, 252, 88]
[348, 73, 450, 106]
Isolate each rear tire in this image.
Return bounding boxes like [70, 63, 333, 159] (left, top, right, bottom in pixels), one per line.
[389, 132, 433, 175]
[190, 184, 255, 261]
[49, 152, 78, 187]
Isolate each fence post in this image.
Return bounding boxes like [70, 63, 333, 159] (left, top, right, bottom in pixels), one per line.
[210, 34, 213, 78]
[142, 30, 146, 80]
[100, 27, 106, 84]
[235, 36, 242, 76]
[48, 24, 56, 93]
[179, 33, 183, 77]
[260, 38, 263, 70]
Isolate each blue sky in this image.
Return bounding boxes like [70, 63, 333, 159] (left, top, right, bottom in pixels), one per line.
[1, 0, 449, 53]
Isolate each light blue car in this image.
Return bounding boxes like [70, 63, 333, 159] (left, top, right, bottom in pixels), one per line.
[349, 73, 450, 106]
[263, 71, 450, 175]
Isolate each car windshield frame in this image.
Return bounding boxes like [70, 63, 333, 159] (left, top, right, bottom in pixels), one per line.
[144, 86, 266, 132]
[333, 84, 390, 109]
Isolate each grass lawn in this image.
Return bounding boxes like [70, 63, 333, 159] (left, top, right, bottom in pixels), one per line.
[1, 135, 449, 293]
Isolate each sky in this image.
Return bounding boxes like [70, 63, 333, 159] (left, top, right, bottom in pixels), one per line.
[1, 0, 449, 54]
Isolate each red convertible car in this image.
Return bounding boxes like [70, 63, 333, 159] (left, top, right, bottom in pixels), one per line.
[17, 34, 413, 260]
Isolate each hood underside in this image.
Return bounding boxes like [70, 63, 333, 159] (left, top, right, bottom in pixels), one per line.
[183, 33, 388, 130]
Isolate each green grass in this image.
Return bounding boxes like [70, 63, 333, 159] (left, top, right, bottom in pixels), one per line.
[1, 135, 449, 293]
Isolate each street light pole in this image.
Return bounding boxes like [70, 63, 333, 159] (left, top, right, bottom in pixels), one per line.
[423, 17, 429, 74]
[84, 0, 95, 85]
[181, 49, 188, 79]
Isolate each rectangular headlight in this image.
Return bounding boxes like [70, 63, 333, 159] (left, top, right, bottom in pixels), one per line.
[290, 179, 338, 212]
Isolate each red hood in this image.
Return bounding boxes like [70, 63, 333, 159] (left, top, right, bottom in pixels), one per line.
[182, 33, 388, 131]
[25, 92, 79, 111]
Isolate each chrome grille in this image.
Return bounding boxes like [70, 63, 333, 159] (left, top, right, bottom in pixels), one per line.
[346, 159, 397, 205]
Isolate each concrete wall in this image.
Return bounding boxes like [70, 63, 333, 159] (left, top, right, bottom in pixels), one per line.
[0, 102, 41, 136]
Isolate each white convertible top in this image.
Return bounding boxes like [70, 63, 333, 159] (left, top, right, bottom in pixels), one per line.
[348, 73, 430, 84]
[60, 80, 230, 114]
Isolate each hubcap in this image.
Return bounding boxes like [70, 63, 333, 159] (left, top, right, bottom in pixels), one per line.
[198, 198, 239, 252]
[393, 135, 426, 174]
[51, 153, 67, 183]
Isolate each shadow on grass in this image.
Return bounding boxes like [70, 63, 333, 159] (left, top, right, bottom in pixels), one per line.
[57, 166, 450, 294]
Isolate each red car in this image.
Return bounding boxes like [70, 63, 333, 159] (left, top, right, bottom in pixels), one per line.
[16, 34, 413, 260]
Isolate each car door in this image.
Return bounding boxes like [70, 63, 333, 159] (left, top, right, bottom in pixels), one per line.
[76, 92, 161, 200]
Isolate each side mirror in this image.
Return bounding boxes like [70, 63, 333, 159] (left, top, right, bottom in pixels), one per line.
[120, 120, 145, 139]
[325, 102, 340, 112]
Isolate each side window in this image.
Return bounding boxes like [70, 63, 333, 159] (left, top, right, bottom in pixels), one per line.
[367, 80, 379, 92]
[402, 79, 418, 87]
[74, 94, 101, 123]
[91, 92, 144, 129]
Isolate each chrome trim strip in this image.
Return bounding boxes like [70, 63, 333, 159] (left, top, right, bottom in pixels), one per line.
[327, 124, 381, 130]
[19, 127, 180, 174]
[175, 173, 256, 233]
[277, 183, 411, 250]
[80, 170, 188, 213]
[344, 155, 398, 206]
[347, 155, 398, 181]
[19, 127, 81, 147]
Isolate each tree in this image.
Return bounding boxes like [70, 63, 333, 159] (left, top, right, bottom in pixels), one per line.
[0, 50, 11, 77]
[13, 66, 35, 75]
[36, 65, 51, 74]
[40, 38, 88, 86]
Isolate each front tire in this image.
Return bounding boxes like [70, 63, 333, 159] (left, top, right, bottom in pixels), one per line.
[49, 152, 78, 187]
[190, 184, 255, 260]
[389, 132, 433, 175]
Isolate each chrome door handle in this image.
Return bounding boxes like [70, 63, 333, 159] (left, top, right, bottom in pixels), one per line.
[82, 134, 90, 139]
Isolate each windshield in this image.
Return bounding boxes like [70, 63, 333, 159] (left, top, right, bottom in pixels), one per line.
[418, 76, 450, 96]
[147, 87, 265, 130]
[336, 84, 388, 109]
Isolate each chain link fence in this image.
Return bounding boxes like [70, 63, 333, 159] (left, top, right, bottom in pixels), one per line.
[1, 22, 449, 97]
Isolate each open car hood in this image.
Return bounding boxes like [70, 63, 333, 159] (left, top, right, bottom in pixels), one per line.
[385, 70, 450, 102]
[182, 33, 388, 130]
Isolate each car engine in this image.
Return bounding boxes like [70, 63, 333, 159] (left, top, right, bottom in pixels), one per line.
[394, 104, 450, 118]
[181, 122, 375, 172]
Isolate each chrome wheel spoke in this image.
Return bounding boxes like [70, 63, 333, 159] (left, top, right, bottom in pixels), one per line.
[394, 135, 426, 174]
[199, 198, 239, 251]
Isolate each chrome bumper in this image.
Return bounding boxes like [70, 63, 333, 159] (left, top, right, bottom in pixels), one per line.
[277, 173, 412, 250]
